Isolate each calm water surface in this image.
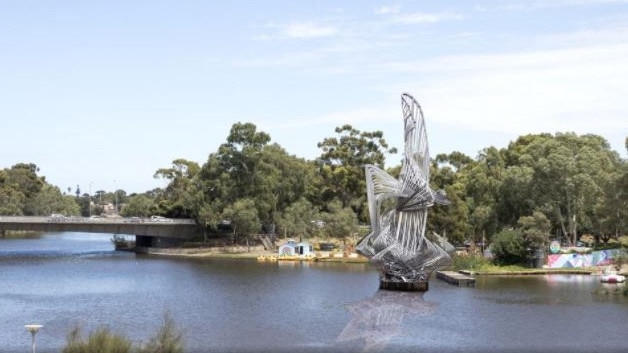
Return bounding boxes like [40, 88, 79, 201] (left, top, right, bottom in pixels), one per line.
[1, 232, 626, 353]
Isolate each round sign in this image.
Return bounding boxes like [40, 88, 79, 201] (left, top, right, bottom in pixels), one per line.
[549, 240, 561, 254]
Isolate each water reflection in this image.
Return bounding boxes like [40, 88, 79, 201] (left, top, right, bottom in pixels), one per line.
[337, 290, 435, 352]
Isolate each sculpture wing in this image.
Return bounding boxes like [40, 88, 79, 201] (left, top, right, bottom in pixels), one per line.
[401, 93, 430, 184]
[356, 165, 401, 257]
[395, 93, 438, 211]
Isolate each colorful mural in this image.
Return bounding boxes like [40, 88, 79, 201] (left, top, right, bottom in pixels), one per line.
[547, 249, 623, 268]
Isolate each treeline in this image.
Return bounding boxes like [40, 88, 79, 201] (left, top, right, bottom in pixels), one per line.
[0, 163, 130, 218]
[2, 123, 627, 252]
[130, 123, 628, 252]
[0, 163, 79, 216]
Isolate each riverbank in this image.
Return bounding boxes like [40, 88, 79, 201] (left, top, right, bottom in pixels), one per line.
[143, 246, 627, 274]
[145, 246, 370, 263]
[460, 264, 628, 276]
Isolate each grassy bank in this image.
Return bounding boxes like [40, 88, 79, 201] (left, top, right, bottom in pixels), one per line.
[460, 267, 594, 275]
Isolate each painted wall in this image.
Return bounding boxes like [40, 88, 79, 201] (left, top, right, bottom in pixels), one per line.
[279, 244, 296, 256]
[547, 249, 624, 268]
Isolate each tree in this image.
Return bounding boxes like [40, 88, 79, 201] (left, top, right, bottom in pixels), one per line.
[25, 184, 79, 216]
[0, 163, 47, 215]
[463, 146, 504, 241]
[316, 124, 397, 222]
[490, 229, 527, 265]
[319, 200, 359, 239]
[222, 198, 261, 249]
[197, 202, 221, 242]
[497, 165, 535, 226]
[276, 197, 320, 240]
[121, 194, 154, 218]
[2, 163, 44, 199]
[197, 122, 313, 235]
[0, 185, 25, 215]
[506, 133, 620, 245]
[429, 152, 474, 245]
[593, 150, 627, 239]
[517, 211, 551, 249]
[153, 158, 201, 218]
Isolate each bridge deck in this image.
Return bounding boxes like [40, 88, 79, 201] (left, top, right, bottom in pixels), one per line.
[0, 216, 198, 239]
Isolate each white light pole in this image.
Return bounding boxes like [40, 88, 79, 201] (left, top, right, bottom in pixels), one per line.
[114, 179, 118, 215]
[89, 181, 93, 217]
[24, 324, 42, 353]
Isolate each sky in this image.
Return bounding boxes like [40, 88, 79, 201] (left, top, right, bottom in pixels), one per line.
[1, 0, 627, 194]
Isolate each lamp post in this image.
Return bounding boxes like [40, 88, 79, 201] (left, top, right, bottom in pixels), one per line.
[24, 324, 42, 353]
[114, 179, 118, 215]
[89, 181, 93, 217]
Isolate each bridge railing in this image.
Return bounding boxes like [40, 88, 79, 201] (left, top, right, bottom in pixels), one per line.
[0, 216, 196, 224]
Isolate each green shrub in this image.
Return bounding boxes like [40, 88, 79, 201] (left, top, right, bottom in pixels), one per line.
[490, 229, 527, 266]
[451, 253, 492, 271]
[62, 325, 132, 353]
[62, 312, 184, 353]
[139, 312, 184, 353]
[594, 242, 623, 251]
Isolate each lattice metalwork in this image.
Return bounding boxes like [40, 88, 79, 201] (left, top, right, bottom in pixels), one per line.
[356, 93, 452, 287]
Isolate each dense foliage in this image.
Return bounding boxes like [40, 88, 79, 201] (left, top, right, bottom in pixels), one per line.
[2, 124, 626, 265]
[0, 163, 79, 216]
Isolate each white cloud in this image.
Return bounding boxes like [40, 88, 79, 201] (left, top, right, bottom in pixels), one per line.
[374, 5, 401, 15]
[284, 22, 337, 38]
[262, 21, 338, 39]
[374, 44, 628, 155]
[390, 11, 464, 24]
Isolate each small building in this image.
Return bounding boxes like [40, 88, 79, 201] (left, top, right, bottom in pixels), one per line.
[278, 240, 297, 256]
[278, 239, 313, 257]
[295, 241, 313, 256]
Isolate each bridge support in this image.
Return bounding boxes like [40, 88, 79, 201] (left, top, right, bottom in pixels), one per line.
[135, 235, 152, 254]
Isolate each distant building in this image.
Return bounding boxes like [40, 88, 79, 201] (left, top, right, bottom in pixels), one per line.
[278, 239, 313, 257]
[278, 240, 296, 256]
[295, 241, 313, 256]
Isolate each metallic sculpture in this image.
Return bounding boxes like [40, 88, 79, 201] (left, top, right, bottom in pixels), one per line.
[356, 93, 452, 291]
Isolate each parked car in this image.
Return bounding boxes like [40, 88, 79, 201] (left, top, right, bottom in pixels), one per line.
[48, 214, 66, 222]
[150, 215, 172, 223]
[125, 217, 142, 223]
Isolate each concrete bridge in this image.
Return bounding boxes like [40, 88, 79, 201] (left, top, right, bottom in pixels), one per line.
[0, 216, 200, 253]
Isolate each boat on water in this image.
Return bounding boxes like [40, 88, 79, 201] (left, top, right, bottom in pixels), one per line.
[600, 273, 626, 283]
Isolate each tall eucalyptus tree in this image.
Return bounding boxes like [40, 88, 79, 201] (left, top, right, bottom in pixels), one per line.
[197, 122, 313, 235]
[315, 124, 396, 222]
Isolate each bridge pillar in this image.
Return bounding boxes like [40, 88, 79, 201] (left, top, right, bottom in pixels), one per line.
[135, 235, 153, 254]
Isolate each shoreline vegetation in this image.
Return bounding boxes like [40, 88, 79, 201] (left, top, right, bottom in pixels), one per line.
[143, 244, 628, 277]
[145, 245, 371, 263]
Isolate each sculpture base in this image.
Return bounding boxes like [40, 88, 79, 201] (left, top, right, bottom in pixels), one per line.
[379, 280, 429, 292]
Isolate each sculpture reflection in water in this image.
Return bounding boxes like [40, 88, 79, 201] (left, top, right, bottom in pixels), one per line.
[356, 93, 453, 291]
[336, 290, 435, 352]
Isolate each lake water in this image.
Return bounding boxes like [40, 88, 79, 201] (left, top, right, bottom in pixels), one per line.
[1, 232, 626, 353]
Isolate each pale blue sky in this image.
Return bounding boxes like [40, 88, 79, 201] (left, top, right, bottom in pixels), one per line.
[1, 0, 627, 194]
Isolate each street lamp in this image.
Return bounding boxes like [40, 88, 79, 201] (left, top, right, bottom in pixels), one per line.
[114, 179, 118, 215]
[24, 324, 42, 353]
[89, 181, 93, 217]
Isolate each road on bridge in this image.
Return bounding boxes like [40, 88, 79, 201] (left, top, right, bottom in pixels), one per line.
[0, 215, 199, 239]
